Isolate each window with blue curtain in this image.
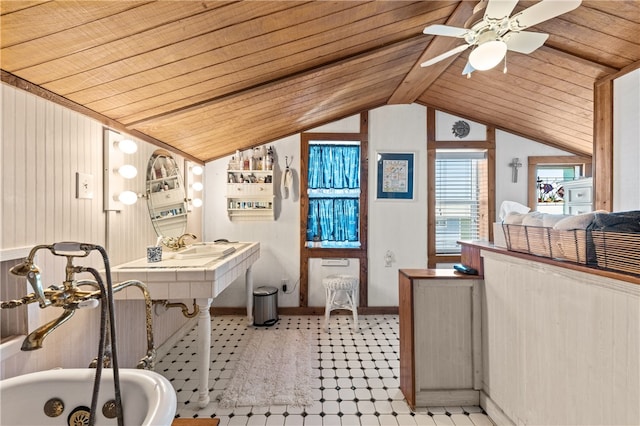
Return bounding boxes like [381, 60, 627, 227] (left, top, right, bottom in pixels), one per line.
[306, 142, 360, 248]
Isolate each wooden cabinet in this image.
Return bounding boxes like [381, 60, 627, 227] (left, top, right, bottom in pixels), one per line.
[561, 177, 593, 215]
[399, 269, 482, 409]
[226, 170, 274, 220]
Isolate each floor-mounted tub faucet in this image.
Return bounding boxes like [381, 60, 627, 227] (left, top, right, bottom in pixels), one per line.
[1, 242, 156, 368]
[2, 242, 128, 426]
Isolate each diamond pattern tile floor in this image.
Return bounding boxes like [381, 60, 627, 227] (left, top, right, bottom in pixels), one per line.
[156, 315, 494, 426]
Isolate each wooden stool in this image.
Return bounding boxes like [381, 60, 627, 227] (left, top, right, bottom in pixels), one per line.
[322, 274, 359, 332]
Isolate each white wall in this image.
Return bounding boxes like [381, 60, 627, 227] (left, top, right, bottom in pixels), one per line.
[203, 104, 573, 307]
[613, 68, 640, 211]
[204, 134, 302, 307]
[368, 105, 428, 306]
[495, 131, 572, 211]
[481, 251, 639, 425]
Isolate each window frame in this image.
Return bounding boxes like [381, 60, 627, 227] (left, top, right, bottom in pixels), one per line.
[299, 113, 369, 308]
[527, 156, 592, 211]
[426, 107, 495, 268]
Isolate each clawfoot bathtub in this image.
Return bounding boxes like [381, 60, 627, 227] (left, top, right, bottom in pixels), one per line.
[0, 368, 176, 425]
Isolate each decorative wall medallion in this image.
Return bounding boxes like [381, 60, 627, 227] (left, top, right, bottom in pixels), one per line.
[452, 120, 470, 138]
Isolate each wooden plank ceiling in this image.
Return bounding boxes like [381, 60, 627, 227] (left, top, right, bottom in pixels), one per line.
[1, 1, 638, 162]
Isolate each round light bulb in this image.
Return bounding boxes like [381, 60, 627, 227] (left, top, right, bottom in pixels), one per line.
[192, 182, 203, 191]
[469, 40, 507, 71]
[116, 139, 137, 154]
[118, 164, 138, 179]
[192, 198, 203, 208]
[192, 165, 204, 176]
[118, 190, 138, 205]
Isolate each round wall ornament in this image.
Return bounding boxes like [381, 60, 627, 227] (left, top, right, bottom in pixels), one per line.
[451, 120, 470, 139]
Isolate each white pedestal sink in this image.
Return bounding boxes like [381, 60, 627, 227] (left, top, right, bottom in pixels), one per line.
[111, 241, 260, 408]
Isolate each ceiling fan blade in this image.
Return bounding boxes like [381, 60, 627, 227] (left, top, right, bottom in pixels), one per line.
[509, 0, 582, 31]
[484, 0, 519, 20]
[505, 31, 549, 53]
[423, 24, 468, 38]
[420, 44, 470, 67]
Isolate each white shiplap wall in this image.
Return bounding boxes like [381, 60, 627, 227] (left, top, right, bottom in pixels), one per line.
[1, 83, 196, 378]
[481, 251, 639, 425]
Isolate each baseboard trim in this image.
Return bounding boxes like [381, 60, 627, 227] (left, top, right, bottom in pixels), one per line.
[415, 389, 479, 407]
[210, 306, 399, 316]
[480, 391, 514, 425]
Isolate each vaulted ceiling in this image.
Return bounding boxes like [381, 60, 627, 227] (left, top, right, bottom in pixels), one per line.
[2, 1, 639, 163]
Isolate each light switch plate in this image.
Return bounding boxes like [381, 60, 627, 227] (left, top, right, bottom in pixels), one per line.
[76, 172, 94, 199]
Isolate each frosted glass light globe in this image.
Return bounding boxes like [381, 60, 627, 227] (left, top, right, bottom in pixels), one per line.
[116, 139, 137, 154]
[469, 40, 507, 71]
[192, 198, 203, 208]
[192, 182, 203, 191]
[118, 190, 138, 205]
[118, 164, 138, 179]
[192, 165, 204, 176]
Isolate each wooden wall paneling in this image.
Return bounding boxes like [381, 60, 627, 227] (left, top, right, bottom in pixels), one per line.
[398, 271, 416, 409]
[486, 126, 496, 242]
[593, 78, 614, 211]
[426, 108, 436, 268]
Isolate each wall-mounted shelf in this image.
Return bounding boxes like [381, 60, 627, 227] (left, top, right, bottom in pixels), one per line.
[226, 169, 274, 220]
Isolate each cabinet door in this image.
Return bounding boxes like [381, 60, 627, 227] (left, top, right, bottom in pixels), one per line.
[413, 281, 476, 392]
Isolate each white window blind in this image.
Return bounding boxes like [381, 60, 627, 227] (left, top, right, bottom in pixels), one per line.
[435, 151, 487, 254]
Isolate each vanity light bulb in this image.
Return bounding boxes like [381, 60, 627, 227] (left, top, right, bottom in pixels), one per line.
[192, 198, 203, 208]
[118, 164, 138, 179]
[116, 139, 137, 154]
[192, 182, 203, 191]
[118, 190, 138, 205]
[192, 165, 204, 176]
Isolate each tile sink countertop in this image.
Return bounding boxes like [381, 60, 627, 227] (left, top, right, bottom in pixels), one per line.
[110, 241, 259, 301]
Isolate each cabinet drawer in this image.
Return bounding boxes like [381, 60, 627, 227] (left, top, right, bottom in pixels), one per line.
[149, 188, 184, 207]
[227, 183, 272, 196]
[567, 204, 592, 215]
[566, 186, 592, 203]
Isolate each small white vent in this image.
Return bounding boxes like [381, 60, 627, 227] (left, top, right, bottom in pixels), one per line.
[321, 258, 349, 267]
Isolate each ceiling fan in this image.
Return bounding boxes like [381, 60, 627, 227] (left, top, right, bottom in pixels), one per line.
[420, 0, 582, 75]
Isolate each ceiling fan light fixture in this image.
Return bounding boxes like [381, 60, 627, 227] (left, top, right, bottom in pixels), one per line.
[469, 39, 507, 71]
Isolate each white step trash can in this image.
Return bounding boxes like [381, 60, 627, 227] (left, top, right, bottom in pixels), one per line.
[253, 286, 279, 326]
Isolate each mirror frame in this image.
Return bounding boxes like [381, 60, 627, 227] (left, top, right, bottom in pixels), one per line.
[146, 149, 188, 239]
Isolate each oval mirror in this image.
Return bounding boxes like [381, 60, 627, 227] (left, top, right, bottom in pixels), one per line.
[146, 149, 187, 239]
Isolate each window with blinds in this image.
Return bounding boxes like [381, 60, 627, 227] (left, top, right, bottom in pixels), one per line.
[435, 150, 488, 254]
